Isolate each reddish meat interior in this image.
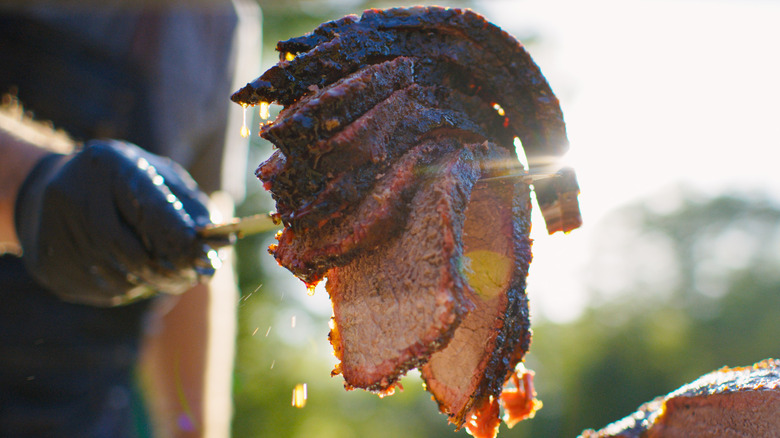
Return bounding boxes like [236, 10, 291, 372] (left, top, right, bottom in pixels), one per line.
[421, 172, 524, 426]
[326, 142, 482, 391]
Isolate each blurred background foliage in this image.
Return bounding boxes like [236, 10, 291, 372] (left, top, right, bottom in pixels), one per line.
[230, 1, 780, 437]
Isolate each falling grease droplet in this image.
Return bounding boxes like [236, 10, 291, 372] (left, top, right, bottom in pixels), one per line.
[292, 383, 307, 408]
[240, 103, 250, 138]
[492, 102, 506, 116]
[259, 102, 270, 120]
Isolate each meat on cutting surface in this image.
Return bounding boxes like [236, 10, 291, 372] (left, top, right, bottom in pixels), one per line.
[580, 359, 780, 438]
[233, 6, 581, 436]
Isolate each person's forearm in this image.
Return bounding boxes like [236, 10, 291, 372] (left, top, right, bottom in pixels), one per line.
[140, 285, 209, 438]
[0, 127, 50, 248]
[0, 103, 74, 249]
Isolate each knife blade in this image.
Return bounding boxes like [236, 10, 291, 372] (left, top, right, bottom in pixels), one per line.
[198, 212, 280, 240]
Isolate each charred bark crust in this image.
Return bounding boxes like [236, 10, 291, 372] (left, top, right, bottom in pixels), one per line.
[234, 6, 582, 436]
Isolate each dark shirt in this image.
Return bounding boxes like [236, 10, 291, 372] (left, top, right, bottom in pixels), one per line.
[0, 3, 246, 436]
[0, 255, 151, 437]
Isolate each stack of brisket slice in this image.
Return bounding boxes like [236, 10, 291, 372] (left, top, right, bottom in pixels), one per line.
[580, 359, 780, 438]
[232, 7, 581, 436]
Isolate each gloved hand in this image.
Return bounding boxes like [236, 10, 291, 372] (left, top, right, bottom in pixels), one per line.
[14, 139, 224, 306]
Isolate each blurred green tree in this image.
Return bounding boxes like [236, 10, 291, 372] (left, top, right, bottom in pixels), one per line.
[515, 187, 780, 437]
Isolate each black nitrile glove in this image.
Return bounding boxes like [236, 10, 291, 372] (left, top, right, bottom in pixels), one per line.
[15, 140, 224, 306]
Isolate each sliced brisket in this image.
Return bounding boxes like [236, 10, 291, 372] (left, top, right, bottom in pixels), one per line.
[232, 8, 577, 228]
[359, 7, 579, 231]
[260, 57, 416, 156]
[420, 143, 534, 428]
[326, 141, 483, 391]
[236, 25, 561, 160]
[260, 84, 491, 230]
[233, 7, 581, 437]
[271, 136, 463, 285]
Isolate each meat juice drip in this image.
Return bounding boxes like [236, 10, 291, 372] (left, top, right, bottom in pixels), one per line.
[240, 103, 250, 138]
[464, 367, 540, 438]
[328, 317, 344, 378]
[376, 381, 403, 399]
[259, 101, 270, 120]
[292, 383, 308, 408]
[500, 365, 542, 427]
[465, 397, 501, 438]
[241, 102, 270, 138]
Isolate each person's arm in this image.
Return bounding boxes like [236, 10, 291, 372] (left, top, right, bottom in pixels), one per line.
[0, 102, 73, 251]
[1, 102, 222, 307]
[140, 192, 238, 438]
[0, 133, 47, 248]
[2, 97, 228, 437]
[139, 285, 210, 438]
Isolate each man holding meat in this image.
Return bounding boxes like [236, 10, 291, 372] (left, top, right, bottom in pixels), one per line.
[0, 1, 260, 436]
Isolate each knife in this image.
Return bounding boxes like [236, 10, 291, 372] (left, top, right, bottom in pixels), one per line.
[198, 212, 280, 240]
[198, 172, 561, 241]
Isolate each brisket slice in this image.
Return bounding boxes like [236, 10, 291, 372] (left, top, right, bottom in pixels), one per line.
[580, 359, 780, 438]
[326, 141, 486, 392]
[303, 86, 483, 174]
[305, 84, 508, 166]
[273, 122, 483, 233]
[420, 143, 533, 428]
[259, 85, 489, 230]
[271, 136, 463, 285]
[261, 57, 415, 156]
[280, 7, 533, 67]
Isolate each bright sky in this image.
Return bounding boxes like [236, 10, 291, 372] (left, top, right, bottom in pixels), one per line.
[477, 0, 780, 322]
